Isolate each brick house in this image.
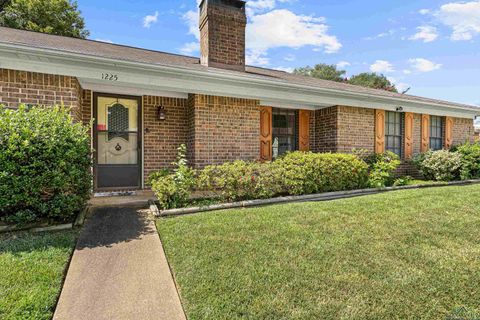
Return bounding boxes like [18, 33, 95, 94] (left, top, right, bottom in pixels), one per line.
[0, 0, 478, 191]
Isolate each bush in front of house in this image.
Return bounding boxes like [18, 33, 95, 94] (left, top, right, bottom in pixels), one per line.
[413, 149, 462, 181]
[275, 152, 370, 195]
[354, 150, 401, 188]
[0, 105, 92, 224]
[454, 142, 480, 180]
[150, 144, 196, 210]
[198, 160, 282, 202]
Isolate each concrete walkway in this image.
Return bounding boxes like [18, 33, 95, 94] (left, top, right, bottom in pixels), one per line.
[54, 207, 186, 320]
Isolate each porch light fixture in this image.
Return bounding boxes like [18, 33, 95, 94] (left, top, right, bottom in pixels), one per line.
[157, 106, 166, 120]
[396, 106, 404, 112]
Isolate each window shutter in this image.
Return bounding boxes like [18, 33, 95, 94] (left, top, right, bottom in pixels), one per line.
[298, 110, 310, 152]
[421, 114, 430, 152]
[375, 110, 385, 153]
[404, 112, 414, 159]
[259, 106, 272, 161]
[445, 116, 453, 149]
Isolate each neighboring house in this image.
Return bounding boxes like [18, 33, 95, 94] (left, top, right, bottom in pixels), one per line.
[0, 0, 478, 191]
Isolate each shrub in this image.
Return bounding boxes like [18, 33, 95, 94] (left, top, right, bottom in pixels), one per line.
[198, 160, 282, 202]
[275, 152, 369, 195]
[455, 142, 480, 180]
[393, 176, 413, 187]
[150, 144, 196, 209]
[364, 151, 401, 188]
[414, 150, 462, 181]
[0, 105, 91, 224]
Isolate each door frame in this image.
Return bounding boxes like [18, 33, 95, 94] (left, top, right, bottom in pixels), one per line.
[93, 92, 143, 191]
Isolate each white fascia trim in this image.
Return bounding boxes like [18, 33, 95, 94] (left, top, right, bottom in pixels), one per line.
[0, 42, 478, 118]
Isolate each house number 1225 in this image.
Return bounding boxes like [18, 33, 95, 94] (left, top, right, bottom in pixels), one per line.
[101, 73, 119, 81]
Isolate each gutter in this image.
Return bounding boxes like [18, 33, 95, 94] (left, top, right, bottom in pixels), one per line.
[0, 41, 479, 115]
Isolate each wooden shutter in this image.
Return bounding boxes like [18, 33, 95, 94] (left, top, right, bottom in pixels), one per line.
[404, 112, 414, 159]
[375, 110, 386, 153]
[445, 116, 453, 149]
[421, 114, 430, 152]
[259, 106, 272, 161]
[298, 110, 310, 152]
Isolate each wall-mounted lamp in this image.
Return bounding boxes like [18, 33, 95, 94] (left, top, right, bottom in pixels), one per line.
[157, 106, 166, 120]
[396, 106, 404, 112]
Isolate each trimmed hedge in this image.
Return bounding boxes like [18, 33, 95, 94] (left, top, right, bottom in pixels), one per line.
[0, 105, 92, 224]
[455, 142, 480, 180]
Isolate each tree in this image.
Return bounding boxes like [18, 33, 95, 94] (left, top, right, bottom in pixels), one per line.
[348, 72, 398, 92]
[293, 63, 347, 82]
[0, 0, 89, 39]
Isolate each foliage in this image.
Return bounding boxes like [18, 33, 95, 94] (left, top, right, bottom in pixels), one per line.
[275, 152, 369, 195]
[293, 63, 347, 82]
[353, 150, 401, 188]
[0, 230, 78, 320]
[0, 105, 91, 224]
[150, 144, 196, 210]
[393, 176, 413, 186]
[198, 160, 283, 202]
[414, 150, 462, 181]
[158, 184, 480, 320]
[347, 72, 398, 92]
[0, 0, 89, 38]
[455, 142, 480, 180]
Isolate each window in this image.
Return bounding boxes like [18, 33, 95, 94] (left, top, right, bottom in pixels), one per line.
[430, 116, 444, 151]
[385, 111, 403, 157]
[272, 108, 297, 159]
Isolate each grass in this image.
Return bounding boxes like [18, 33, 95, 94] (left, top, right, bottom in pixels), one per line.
[157, 184, 480, 320]
[0, 230, 78, 320]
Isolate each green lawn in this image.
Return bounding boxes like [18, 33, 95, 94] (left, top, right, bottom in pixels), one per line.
[157, 185, 480, 320]
[0, 230, 77, 320]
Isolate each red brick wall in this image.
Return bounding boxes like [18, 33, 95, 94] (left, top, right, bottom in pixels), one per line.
[452, 117, 475, 146]
[189, 94, 260, 167]
[336, 106, 375, 153]
[0, 68, 82, 120]
[314, 106, 338, 153]
[143, 96, 189, 179]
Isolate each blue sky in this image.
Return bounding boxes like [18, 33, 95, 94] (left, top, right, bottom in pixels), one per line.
[78, 0, 479, 107]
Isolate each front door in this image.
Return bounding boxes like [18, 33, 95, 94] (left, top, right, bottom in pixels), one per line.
[94, 93, 142, 190]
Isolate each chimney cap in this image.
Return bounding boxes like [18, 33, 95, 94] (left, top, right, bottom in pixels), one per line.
[199, 0, 246, 10]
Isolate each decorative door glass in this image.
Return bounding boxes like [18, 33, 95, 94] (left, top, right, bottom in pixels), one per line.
[96, 97, 138, 165]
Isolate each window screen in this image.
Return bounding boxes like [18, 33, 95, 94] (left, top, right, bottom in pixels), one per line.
[272, 108, 298, 159]
[430, 116, 444, 151]
[385, 111, 403, 157]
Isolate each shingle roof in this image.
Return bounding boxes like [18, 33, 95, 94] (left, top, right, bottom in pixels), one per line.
[0, 26, 478, 111]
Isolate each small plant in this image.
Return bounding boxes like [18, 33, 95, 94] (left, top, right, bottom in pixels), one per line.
[150, 144, 196, 210]
[414, 150, 462, 181]
[361, 151, 401, 188]
[455, 142, 480, 180]
[393, 176, 413, 186]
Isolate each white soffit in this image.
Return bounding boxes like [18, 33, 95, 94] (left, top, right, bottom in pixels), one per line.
[78, 79, 189, 99]
[259, 100, 333, 110]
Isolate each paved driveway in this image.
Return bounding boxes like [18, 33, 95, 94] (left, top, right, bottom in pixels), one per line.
[54, 206, 186, 320]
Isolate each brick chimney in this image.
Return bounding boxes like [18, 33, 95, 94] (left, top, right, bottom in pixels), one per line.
[199, 0, 247, 72]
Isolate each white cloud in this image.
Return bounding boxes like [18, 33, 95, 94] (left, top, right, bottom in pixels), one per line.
[143, 11, 159, 28]
[403, 69, 412, 74]
[247, 9, 341, 54]
[436, 1, 480, 41]
[408, 58, 442, 72]
[370, 60, 395, 73]
[246, 50, 271, 66]
[94, 38, 113, 43]
[419, 9, 431, 15]
[336, 61, 351, 68]
[409, 26, 439, 42]
[274, 66, 294, 73]
[180, 42, 199, 55]
[183, 10, 200, 40]
[364, 29, 395, 40]
[387, 77, 410, 93]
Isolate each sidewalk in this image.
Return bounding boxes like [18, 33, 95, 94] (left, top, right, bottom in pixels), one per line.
[54, 206, 186, 320]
